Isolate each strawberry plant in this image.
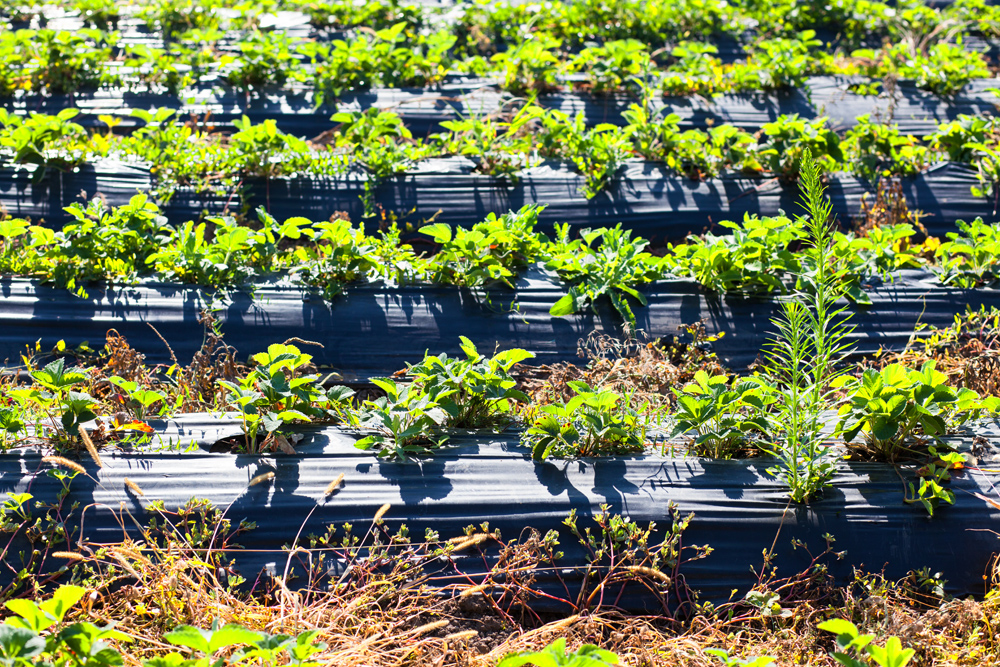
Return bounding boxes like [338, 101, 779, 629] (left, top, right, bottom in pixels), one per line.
[224, 30, 304, 94]
[218, 343, 329, 452]
[407, 337, 533, 429]
[538, 111, 631, 198]
[348, 378, 450, 461]
[851, 41, 989, 97]
[436, 105, 543, 180]
[137, 0, 222, 37]
[934, 217, 1000, 288]
[331, 109, 429, 215]
[523, 381, 649, 460]
[661, 41, 725, 96]
[0, 108, 89, 179]
[664, 214, 805, 294]
[832, 362, 999, 461]
[491, 36, 562, 95]
[819, 619, 915, 667]
[45, 194, 173, 295]
[568, 39, 650, 95]
[758, 115, 843, 180]
[298, 0, 426, 32]
[669, 371, 772, 459]
[546, 225, 666, 328]
[499, 638, 619, 667]
[733, 31, 825, 91]
[11, 359, 97, 440]
[419, 205, 547, 288]
[28, 29, 112, 95]
[844, 115, 930, 183]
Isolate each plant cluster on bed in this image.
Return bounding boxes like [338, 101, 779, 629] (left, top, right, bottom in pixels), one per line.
[8, 108, 1000, 205]
[1, 0, 997, 100]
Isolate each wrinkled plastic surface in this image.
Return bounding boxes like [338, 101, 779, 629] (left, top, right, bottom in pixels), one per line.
[3, 426, 998, 610]
[4, 76, 996, 137]
[1, 270, 998, 377]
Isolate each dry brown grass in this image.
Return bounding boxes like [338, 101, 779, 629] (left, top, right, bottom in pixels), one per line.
[59, 541, 1000, 667]
[517, 326, 727, 413]
[31, 498, 997, 667]
[864, 307, 1000, 397]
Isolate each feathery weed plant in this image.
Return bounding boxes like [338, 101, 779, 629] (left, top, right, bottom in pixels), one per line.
[754, 151, 850, 503]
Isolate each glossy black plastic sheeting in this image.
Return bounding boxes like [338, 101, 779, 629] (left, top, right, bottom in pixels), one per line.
[4, 158, 993, 239]
[0, 160, 151, 226]
[162, 160, 997, 242]
[2, 429, 998, 610]
[3, 76, 996, 137]
[0, 269, 998, 378]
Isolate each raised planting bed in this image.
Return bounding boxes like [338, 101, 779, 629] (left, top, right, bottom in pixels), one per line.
[0, 160, 150, 226]
[4, 420, 999, 611]
[159, 160, 999, 241]
[1, 269, 999, 377]
[5, 76, 996, 137]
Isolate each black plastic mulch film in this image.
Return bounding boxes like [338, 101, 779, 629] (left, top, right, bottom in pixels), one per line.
[3, 159, 997, 240]
[5, 422, 1000, 611]
[3, 76, 998, 138]
[0, 269, 997, 378]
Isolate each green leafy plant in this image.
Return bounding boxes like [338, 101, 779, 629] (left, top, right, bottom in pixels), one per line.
[904, 445, 968, 516]
[306, 23, 454, 103]
[538, 111, 631, 198]
[832, 362, 998, 461]
[523, 381, 649, 460]
[2, 585, 131, 667]
[108, 376, 170, 420]
[498, 638, 619, 667]
[218, 344, 326, 452]
[819, 619, 915, 667]
[419, 205, 547, 288]
[492, 36, 562, 95]
[669, 371, 771, 459]
[661, 41, 725, 96]
[844, 116, 929, 183]
[436, 105, 542, 180]
[734, 31, 824, 91]
[223, 30, 304, 94]
[934, 217, 1000, 288]
[664, 214, 804, 295]
[14, 358, 97, 438]
[546, 225, 666, 328]
[349, 379, 450, 461]
[295, 218, 384, 298]
[568, 39, 650, 95]
[406, 337, 533, 429]
[331, 109, 428, 216]
[758, 115, 843, 180]
[0, 108, 89, 180]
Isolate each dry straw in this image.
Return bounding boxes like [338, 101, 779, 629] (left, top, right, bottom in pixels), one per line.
[77, 425, 102, 468]
[324, 473, 345, 497]
[124, 478, 145, 497]
[444, 630, 478, 641]
[249, 472, 275, 487]
[51, 551, 86, 561]
[459, 584, 489, 599]
[627, 565, 672, 584]
[41, 456, 86, 475]
[451, 534, 490, 553]
[373, 503, 391, 523]
[409, 620, 449, 637]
